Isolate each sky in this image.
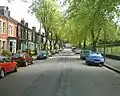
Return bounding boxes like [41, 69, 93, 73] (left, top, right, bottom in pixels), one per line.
[0, 0, 66, 32]
[0, 0, 40, 31]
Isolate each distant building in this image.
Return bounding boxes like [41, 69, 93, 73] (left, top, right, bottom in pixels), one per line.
[17, 19, 41, 51]
[18, 19, 30, 51]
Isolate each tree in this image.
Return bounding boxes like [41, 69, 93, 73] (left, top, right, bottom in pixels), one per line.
[30, 0, 63, 50]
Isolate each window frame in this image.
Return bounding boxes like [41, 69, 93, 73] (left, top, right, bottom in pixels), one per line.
[3, 22, 6, 33]
[0, 21, 2, 32]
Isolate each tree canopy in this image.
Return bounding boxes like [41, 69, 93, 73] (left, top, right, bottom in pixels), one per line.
[30, 0, 64, 50]
[30, 0, 120, 51]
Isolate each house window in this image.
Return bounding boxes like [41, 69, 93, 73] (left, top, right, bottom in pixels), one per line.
[28, 32, 31, 40]
[20, 29, 23, 38]
[9, 25, 13, 35]
[15, 27, 17, 37]
[26, 30, 27, 39]
[9, 41, 13, 52]
[0, 21, 2, 33]
[3, 22, 6, 33]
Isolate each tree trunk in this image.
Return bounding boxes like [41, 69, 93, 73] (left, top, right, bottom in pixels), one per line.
[49, 34, 52, 51]
[54, 40, 57, 49]
[92, 41, 97, 52]
[53, 34, 58, 49]
[83, 39, 86, 49]
[44, 31, 48, 50]
[79, 41, 81, 48]
[50, 41, 52, 50]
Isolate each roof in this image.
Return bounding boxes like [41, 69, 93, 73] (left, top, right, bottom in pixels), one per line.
[18, 23, 32, 30]
[0, 13, 18, 24]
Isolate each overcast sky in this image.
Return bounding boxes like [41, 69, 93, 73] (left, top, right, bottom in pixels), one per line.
[0, 0, 65, 31]
[0, 0, 40, 31]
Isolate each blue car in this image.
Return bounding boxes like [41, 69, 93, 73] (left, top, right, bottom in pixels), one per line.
[86, 53, 104, 66]
[37, 51, 48, 60]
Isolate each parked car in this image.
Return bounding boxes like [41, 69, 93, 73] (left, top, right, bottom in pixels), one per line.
[80, 50, 92, 60]
[11, 53, 34, 67]
[86, 53, 104, 67]
[37, 51, 48, 59]
[72, 47, 76, 52]
[0, 56, 17, 78]
[74, 48, 81, 54]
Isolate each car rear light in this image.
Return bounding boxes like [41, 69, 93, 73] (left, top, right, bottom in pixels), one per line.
[21, 56, 25, 60]
[24, 56, 25, 59]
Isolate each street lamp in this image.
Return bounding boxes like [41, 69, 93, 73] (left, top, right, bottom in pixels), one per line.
[103, 29, 106, 62]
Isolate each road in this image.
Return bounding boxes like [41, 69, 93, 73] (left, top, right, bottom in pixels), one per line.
[0, 54, 120, 96]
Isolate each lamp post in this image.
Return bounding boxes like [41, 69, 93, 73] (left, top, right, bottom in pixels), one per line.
[103, 29, 106, 62]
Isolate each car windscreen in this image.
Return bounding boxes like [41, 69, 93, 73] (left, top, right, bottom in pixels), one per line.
[39, 51, 46, 55]
[83, 50, 91, 54]
[89, 55, 103, 58]
[13, 53, 23, 58]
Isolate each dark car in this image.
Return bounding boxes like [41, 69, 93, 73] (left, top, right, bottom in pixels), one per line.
[12, 53, 34, 67]
[86, 53, 104, 67]
[80, 50, 92, 60]
[72, 47, 76, 52]
[0, 56, 17, 78]
[37, 51, 48, 59]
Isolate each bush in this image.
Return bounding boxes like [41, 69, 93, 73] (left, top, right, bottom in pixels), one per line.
[0, 48, 2, 55]
[17, 50, 22, 53]
[1, 49, 11, 57]
[29, 49, 38, 56]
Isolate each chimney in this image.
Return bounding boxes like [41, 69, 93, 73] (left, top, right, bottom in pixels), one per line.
[25, 23, 28, 27]
[20, 18, 25, 25]
[8, 11, 10, 17]
[0, 6, 9, 16]
[32, 27, 36, 32]
[6, 6, 9, 10]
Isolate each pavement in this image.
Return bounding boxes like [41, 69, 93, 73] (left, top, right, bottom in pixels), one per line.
[104, 58, 120, 73]
[0, 53, 120, 96]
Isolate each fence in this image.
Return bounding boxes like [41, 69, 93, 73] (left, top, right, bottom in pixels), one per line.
[97, 46, 120, 55]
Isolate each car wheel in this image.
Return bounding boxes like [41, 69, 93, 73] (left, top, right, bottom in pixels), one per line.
[14, 66, 17, 72]
[99, 64, 103, 67]
[0, 69, 5, 78]
[25, 62, 28, 66]
[31, 60, 34, 64]
[86, 62, 89, 65]
[80, 57, 83, 60]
